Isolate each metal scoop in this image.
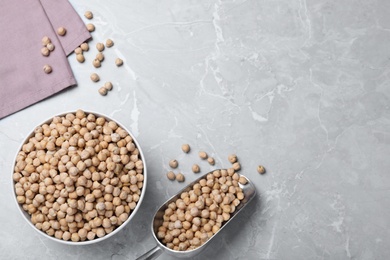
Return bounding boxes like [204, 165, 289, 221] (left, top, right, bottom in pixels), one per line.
[136, 170, 257, 260]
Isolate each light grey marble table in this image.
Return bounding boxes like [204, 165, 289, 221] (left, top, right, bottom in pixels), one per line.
[1, 0, 389, 259]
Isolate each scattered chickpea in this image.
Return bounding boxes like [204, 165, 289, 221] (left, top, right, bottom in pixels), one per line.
[192, 164, 200, 173]
[169, 159, 178, 169]
[43, 65, 52, 74]
[95, 43, 104, 52]
[57, 27, 66, 36]
[84, 11, 93, 19]
[176, 173, 185, 182]
[104, 82, 113, 91]
[86, 23, 95, 32]
[74, 47, 82, 54]
[41, 47, 50, 57]
[47, 43, 55, 52]
[106, 39, 114, 48]
[42, 36, 51, 46]
[207, 157, 215, 165]
[167, 171, 176, 181]
[257, 165, 266, 174]
[96, 52, 104, 62]
[80, 42, 89, 51]
[115, 58, 123, 67]
[181, 144, 190, 153]
[93, 59, 101, 68]
[90, 73, 100, 82]
[98, 87, 108, 96]
[76, 54, 85, 63]
[228, 154, 237, 163]
[198, 151, 207, 160]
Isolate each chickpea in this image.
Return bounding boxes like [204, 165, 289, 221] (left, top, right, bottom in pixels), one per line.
[165, 233, 174, 243]
[47, 43, 55, 52]
[257, 165, 266, 174]
[42, 36, 51, 46]
[25, 190, 35, 200]
[198, 151, 207, 160]
[76, 54, 85, 63]
[96, 52, 104, 62]
[71, 233, 80, 242]
[78, 42, 89, 51]
[54, 230, 64, 239]
[190, 207, 199, 217]
[35, 194, 45, 203]
[207, 157, 215, 165]
[128, 201, 137, 210]
[90, 73, 100, 82]
[43, 65, 52, 74]
[105, 39, 114, 48]
[57, 27, 66, 36]
[86, 231, 95, 240]
[84, 11, 93, 19]
[115, 205, 125, 216]
[17, 195, 26, 204]
[169, 159, 178, 169]
[181, 144, 191, 153]
[236, 191, 244, 200]
[176, 173, 185, 182]
[96, 43, 104, 52]
[93, 59, 101, 68]
[62, 231, 71, 241]
[15, 187, 24, 196]
[192, 164, 200, 173]
[93, 217, 102, 227]
[92, 189, 102, 199]
[201, 209, 210, 218]
[157, 231, 165, 239]
[77, 228, 87, 239]
[228, 154, 237, 163]
[135, 160, 143, 169]
[74, 47, 83, 55]
[41, 47, 50, 56]
[238, 176, 248, 185]
[227, 168, 235, 176]
[118, 213, 128, 223]
[192, 237, 201, 247]
[115, 58, 123, 66]
[102, 218, 111, 228]
[107, 121, 117, 130]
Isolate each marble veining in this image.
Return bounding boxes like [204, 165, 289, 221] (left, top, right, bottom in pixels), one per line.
[1, 0, 389, 259]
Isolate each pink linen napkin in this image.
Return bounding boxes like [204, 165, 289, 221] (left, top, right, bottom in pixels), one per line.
[0, 0, 91, 119]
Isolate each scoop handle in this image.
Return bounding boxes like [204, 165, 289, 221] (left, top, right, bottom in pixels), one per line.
[136, 245, 163, 260]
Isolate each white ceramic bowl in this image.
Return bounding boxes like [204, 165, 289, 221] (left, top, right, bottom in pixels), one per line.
[12, 110, 147, 245]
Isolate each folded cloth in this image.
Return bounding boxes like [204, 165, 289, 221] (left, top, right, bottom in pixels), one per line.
[0, 0, 91, 119]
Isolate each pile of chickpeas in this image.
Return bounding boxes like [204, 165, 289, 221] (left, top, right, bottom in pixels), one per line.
[157, 169, 246, 251]
[13, 110, 144, 242]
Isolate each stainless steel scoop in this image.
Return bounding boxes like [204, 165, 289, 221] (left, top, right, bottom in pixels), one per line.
[136, 170, 257, 259]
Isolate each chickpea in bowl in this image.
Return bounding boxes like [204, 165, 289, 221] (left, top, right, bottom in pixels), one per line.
[12, 110, 147, 245]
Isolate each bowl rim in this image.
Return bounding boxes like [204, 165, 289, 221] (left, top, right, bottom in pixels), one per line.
[11, 110, 147, 245]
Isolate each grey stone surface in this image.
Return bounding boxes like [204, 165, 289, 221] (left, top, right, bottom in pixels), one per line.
[1, 0, 389, 259]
